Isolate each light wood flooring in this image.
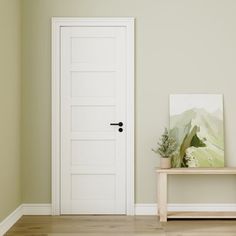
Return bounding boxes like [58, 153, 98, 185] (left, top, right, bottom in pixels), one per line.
[5, 215, 236, 236]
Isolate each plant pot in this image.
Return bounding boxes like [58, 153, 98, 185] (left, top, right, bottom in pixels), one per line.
[160, 157, 171, 169]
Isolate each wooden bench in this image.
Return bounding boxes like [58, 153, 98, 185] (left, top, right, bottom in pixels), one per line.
[156, 168, 236, 222]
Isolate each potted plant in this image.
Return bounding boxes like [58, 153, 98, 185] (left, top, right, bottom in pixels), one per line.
[152, 128, 177, 169]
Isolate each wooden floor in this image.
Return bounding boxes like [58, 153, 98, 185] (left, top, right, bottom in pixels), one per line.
[5, 215, 236, 236]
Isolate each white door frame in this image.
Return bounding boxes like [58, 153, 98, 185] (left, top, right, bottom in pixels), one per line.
[51, 17, 135, 215]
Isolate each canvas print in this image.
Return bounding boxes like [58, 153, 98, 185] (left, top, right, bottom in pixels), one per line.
[170, 94, 224, 168]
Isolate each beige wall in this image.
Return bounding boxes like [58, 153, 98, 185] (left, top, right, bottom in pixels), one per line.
[0, 0, 21, 221]
[21, 0, 236, 204]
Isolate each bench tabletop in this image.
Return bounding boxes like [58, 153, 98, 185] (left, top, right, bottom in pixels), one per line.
[156, 167, 236, 174]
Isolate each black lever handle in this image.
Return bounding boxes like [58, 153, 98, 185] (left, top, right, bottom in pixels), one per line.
[110, 122, 123, 127]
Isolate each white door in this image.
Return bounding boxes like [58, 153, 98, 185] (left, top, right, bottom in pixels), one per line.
[60, 26, 128, 214]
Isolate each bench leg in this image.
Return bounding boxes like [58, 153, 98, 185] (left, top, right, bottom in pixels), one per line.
[158, 172, 167, 222]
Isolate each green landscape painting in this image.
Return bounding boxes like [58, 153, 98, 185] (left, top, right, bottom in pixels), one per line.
[170, 94, 224, 168]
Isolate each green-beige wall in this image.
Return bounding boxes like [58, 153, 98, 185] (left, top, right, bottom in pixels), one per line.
[21, 0, 236, 204]
[0, 0, 21, 221]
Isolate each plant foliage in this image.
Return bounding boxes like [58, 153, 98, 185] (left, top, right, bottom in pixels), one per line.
[152, 128, 177, 158]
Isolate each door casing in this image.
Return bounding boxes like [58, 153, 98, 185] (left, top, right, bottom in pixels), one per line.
[51, 17, 135, 215]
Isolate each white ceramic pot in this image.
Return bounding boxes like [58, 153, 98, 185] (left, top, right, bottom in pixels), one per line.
[160, 157, 171, 169]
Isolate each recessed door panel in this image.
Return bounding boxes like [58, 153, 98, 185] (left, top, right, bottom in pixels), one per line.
[71, 37, 116, 65]
[71, 174, 116, 200]
[71, 106, 115, 132]
[71, 72, 116, 98]
[71, 140, 116, 166]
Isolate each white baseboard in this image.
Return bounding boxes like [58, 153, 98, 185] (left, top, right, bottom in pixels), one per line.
[168, 203, 236, 212]
[135, 203, 236, 215]
[0, 205, 23, 236]
[135, 204, 157, 215]
[0, 204, 52, 236]
[22, 204, 52, 215]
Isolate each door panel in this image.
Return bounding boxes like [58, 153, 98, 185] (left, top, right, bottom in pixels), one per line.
[71, 106, 115, 132]
[71, 140, 116, 166]
[60, 26, 127, 214]
[71, 175, 116, 200]
[71, 72, 116, 98]
[71, 37, 116, 65]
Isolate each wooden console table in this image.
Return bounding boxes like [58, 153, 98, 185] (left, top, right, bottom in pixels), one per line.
[156, 168, 236, 222]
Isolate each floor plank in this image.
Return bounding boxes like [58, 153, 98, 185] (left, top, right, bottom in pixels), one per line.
[5, 215, 236, 236]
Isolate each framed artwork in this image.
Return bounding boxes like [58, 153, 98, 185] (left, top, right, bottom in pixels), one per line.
[170, 94, 224, 168]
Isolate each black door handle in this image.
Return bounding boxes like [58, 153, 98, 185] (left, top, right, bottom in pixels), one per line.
[110, 122, 123, 127]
